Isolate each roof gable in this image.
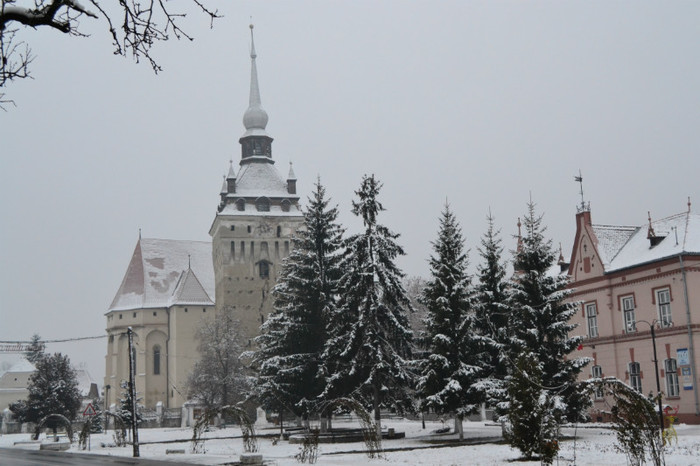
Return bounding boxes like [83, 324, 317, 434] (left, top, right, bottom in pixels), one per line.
[109, 239, 214, 311]
[171, 268, 214, 306]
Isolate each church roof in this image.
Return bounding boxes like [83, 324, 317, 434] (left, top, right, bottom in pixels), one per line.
[108, 238, 214, 312]
[594, 211, 700, 273]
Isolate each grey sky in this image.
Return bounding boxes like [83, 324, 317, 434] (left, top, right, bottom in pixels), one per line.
[1, 1, 698, 383]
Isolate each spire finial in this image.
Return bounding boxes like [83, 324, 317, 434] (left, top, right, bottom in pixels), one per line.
[188, 254, 191, 270]
[139, 228, 141, 240]
[647, 211, 656, 239]
[242, 23, 269, 134]
[688, 196, 692, 213]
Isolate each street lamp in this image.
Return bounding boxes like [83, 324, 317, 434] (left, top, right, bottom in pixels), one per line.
[634, 319, 665, 437]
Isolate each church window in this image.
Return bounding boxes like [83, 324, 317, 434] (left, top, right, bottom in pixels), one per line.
[247, 225, 251, 233]
[230, 225, 235, 231]
[241, 241, 245, 257]
[251, 242, 255, 258]
[281, 199, 291, 212]
[275, 241, 279, 258]
[259, 261, 270, 279]
[284, 241, 289, 255]
[236, 199, 245, 211]
[153, 346, 161, 375]
[256, 197, 270, 212]
[230, 241, 235, 260]
[184, 308, 188, 312]
[261, 242, 268, 255]
[153, 311, 157, 316]
[203, 308, 206, 313]
[119, 314, 123, 320]
[276, 226, 281, 238]
[133, 312, 136, 318]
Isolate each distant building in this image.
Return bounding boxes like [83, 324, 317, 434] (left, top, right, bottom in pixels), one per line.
[567, 201, 700, 423]
[103, 26, 303, 411]
[0, 359, 35, 411]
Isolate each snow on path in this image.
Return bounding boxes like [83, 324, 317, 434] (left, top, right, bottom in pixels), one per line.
[2, 420, 699, 465]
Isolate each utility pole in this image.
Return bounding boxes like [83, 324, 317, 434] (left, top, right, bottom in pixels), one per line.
[127, 327, 140, 457]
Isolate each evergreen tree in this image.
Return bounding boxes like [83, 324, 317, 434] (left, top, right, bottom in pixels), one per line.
[9, 353, 82, 428]
[24, 333, 46, 365]
[253, 179, 344, 421]
[416, 204, 486, 440]
[474, 212, 510, 412]
[321, 174, 413, 431]
[117, 380, 143, 426]
[187, 308, 250, 411]
[504, 201, 590, 461]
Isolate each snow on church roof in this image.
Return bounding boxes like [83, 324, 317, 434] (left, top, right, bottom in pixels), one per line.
[594, 211, 700, 273]
[108, 238, 214, 312]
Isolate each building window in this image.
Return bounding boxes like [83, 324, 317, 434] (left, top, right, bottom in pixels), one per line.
[622, 296, 636, 333]
[230, 241, 235, 260]
[657, 288, 672, 328]
[256, 197, 270, 212]
[230, 225, 235, 231]
[276, 225, 281, 238]
[585, 303, 598, 338]
[281, 199, 291, 212]
[259, 261, 270, 279]
[665, 359, 679, 397]
[236, 199, 245, 211]
[133, 312, 136, 318]
[153, 346, 161, 375]
[629, 362, 642, 392]
[591, 365, 603, 399]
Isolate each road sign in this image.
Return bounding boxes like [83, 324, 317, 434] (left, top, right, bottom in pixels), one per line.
[83, 403, 97, 416]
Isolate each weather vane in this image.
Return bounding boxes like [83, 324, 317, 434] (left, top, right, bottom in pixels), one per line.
[575, 169, 588, 212]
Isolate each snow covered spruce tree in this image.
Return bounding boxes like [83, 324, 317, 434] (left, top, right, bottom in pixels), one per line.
[9, 352, 81, 432]
[321, 174, 414, 433]
[187, 307, 250, 412]
[504, 201, 590, 463]
[252, 179, 344, 424]
[473, 212, 511, 414]
[416, 204, 487, 441]
[24, 333, 46, 364]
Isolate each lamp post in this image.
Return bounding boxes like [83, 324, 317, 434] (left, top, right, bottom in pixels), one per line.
[636, 319, 665, 437]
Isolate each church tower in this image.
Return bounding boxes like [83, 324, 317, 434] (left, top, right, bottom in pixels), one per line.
[209, 25, 304, 347]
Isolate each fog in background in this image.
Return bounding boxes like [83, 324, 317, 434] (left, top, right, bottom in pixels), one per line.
[1, 1, 698, 386]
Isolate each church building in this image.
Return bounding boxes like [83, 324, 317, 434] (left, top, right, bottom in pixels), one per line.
[104, 25, 304, 411]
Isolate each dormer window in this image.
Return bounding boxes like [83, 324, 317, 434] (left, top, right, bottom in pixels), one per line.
[256, 197, 270, 212]
[281, 199, 291, 212]
[236, 199, 245, 211]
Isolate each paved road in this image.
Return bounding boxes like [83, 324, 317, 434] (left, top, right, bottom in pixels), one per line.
[0, 448, 198, 466]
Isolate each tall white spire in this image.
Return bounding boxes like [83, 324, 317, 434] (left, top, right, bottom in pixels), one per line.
[242, 24, 269, 137]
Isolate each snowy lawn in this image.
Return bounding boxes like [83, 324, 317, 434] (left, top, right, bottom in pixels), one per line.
[2, 419, 699, 465]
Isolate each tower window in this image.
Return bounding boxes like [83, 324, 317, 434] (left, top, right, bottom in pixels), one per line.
[276, 226, 281, 238]
[259, 261, 270, 279]
[247, 225, 252, 233]
[281, 199, 291, 212]
[256, 197, 270, 212]
[236, 199, 245, 211]
[230, 225, 235, 231]
[230, 241, 235, 260]
[153, 346, 161, 375]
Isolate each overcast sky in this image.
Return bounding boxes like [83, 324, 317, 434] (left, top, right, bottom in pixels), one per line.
[1, 1, 698, 383]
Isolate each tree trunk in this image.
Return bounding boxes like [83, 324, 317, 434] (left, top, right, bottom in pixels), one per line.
[373, 383, 382, 440]
[455, 415, 464, 441]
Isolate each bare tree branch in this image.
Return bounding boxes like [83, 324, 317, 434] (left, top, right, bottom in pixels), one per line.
[0, 0, 222, 104]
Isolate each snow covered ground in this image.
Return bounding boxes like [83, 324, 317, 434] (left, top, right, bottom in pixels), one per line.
[2, 419, 699, 465]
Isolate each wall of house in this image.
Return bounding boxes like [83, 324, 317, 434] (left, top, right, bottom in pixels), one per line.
[570, 255, 700, 423]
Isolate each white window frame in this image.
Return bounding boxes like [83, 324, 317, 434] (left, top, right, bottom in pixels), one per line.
[622, 296, 636, 333]
[665, 358, 679, 397]
[657, 288, 672, 328]
[629, 362, 642, 392]
[585, 303, 598, 338]
[591, 365, 604, 399]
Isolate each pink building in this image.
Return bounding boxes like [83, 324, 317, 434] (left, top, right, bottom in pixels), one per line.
[567, 202, 700, 424]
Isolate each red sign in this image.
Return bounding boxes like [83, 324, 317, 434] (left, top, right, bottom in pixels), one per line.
[83, 403, 97, 416]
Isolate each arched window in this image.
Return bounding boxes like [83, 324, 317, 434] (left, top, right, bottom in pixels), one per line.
[153, 346, 161, 375]
[256, 197, 270, 212]
[276, 226, 281, 238]
[281, 199, 291, 212]
[236, 199, 245, 211]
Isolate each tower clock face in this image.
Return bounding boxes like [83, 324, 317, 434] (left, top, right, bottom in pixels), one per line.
[256, 220, 272, 235]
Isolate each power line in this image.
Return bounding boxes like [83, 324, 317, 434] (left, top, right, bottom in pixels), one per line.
[0, 335, 107, 344]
